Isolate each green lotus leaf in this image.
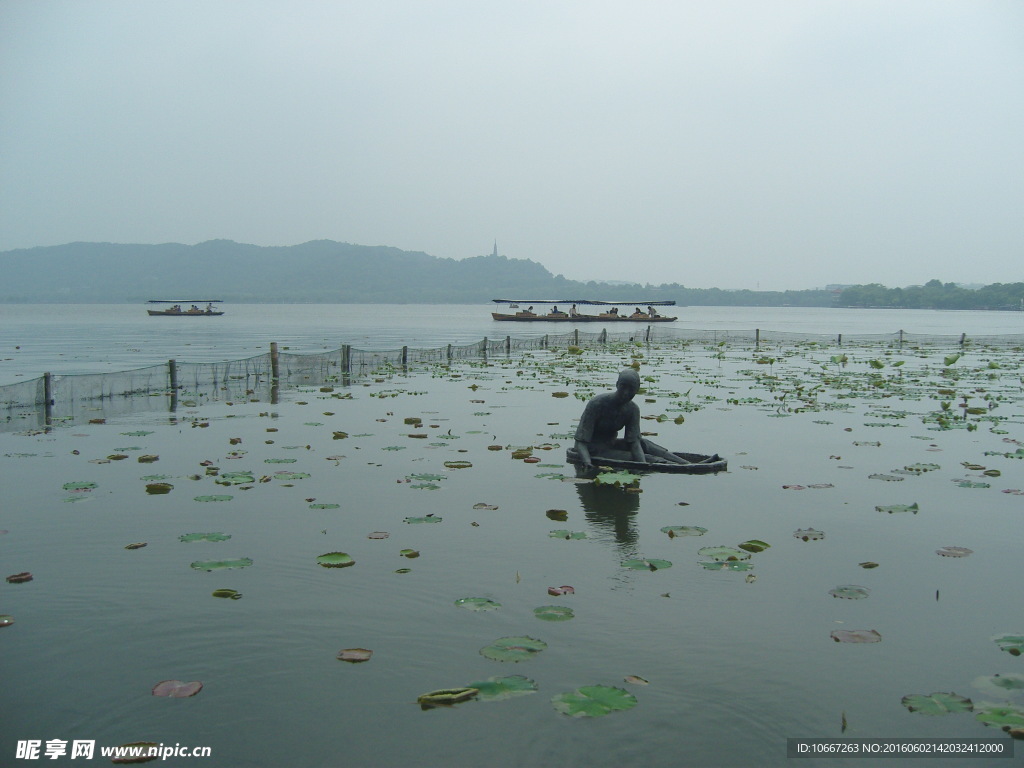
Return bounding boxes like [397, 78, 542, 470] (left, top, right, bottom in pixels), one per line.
[737, 539, 770, 553]
[593, 470, 641, 486]
[455, 597, 500, 611]
[120, 430, 154, 436]
[410, 483, 441, 490]
[793, 528, 825, 541]
[444, 460, 472, 469]
[316, 552, 355, 568]
[274, 472, 310, 481]
[548, 530, 587, 540]
[973, 673, 1024, 695]
[534, 605, 574, 621]
[660, 525, 707, 537]
[211, 588, 242, 599]
[62, 481, 97, 491]
[194, 495, 233, 502]
[309, 503, 340, 509]
[993, 634, 1024, 656]
[408, 473, 446, 482]
[901, 692, 973, 715]
[140, 474, 172, 481]
[190, 558, 253, 571]
[264, 458, 297, 464]
[975, 705, 1024, 729]
[464, 675, 538, 701]
[904, 463, 940, 473]
[697, 546, 750, 562]
[957, 480, 990, 489]
[479, 636, 547, 662]
[145, 482, 173, 494]
[868, 473, 904, 482]
[218, 471, 255, 484]
[621, 558, 672, 571]
[830, 585, 870, 599]
[551, 685, 638, 718]
[404, 516, 442, 524]
[701, 560, 754, 571]
[876, 503, 919, 514]
[400, 549, 419, 558]
[936, 546, 973, 557]
[179, 532, 231, 543]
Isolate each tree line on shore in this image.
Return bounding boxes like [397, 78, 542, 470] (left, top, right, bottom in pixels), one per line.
[1, 240, 1020, 309]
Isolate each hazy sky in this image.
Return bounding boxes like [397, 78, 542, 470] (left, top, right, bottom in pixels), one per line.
[2, 1, 1022, 290]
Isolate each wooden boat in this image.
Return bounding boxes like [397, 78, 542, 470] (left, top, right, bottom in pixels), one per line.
[147, 300, 224, 316]
[565, 447, 726, 474]
[492, 299, 677, 322]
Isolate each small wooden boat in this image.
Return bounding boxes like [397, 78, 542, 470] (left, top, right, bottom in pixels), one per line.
[492, 299, 677, 322]
[565, 447, 726, 474]
[147, 300, 224, 316]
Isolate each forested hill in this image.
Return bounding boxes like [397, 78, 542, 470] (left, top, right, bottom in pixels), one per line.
[1, 240, 1020, 308]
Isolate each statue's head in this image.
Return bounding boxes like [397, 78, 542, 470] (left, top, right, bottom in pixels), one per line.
[614, 368, 640, 401]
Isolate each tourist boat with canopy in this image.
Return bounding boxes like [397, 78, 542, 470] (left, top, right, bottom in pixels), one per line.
[491, 299, 677, 322]
[147, 300, 225, 317]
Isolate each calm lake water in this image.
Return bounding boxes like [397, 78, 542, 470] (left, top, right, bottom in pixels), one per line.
[1, 303, 1023, 384]
[1, 308, 1022, 766]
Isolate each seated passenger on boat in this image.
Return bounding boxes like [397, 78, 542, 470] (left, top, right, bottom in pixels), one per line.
[573, 369, 691, 467]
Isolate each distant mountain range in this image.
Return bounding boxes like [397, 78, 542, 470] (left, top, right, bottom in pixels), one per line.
[0, 239, 843, 306]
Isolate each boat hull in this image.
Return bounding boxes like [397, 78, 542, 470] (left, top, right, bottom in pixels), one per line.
[147, 310, 224, 316]
[492, 313, 676, 322]
[565, 447, 726, 474]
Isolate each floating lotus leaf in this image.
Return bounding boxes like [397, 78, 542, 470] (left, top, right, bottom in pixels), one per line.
[137, 455, 159, 463]
[534, 605, 574, 621]
[218, 471, 255, 484]
[404, 515, 442, 524]
[859, 562, 880, 569]
[400, 549, 419, 558]
[120, 430, 154, 436]
[876, 503, 919, 514]
[901, 692, 972, 715]
[309, 503, 340, 509]
[145, 482, 173, 494]
[337, 648, 373, 663]
[936, 546, 973, 557]
[794, 528, 824, 541]
[831, 629, 881, 643]
[455, 597, 501, 611]
[367, 531, 389, 539]
[993, 634, 1024, 656]
[474, 503, 499, 511]
[738, 539, 770, 553]
[545, 508, 568, 520]
[62, 481, 97, 491]
[110, 741, 159, 764]
[179, 532, 231, 543]
[621, 558, 672, 571]
[551, 685, 638, 718]
[511, 449, 533, 460]
[549, 530, 587, 540]
[869, 474, 903, 482]
[973, 673, 1024, 695]
[211, 589, 242, 599]
[975, 705, 1024, 730]
[697, 546, 750, 562]
[190, 558, 252, 571]
[830, 585, 870, 599]
[151, 680, 203, 698]
[479, 636, 547, 662]
[194, 495, 233, 502]
[316, 552, 354, 568]
[661, 525, 707, 537]
[701, 561, 754, 571]
[410, 483, 441, 490]
[464, 675, 537, 701]
[417, 687, 478, 707]
[274, 471, 310, 481]
[956, 480, 990, 489]
[944, 354, 961, 366]
[904, 463, 940, 473]
[264, 458, 297, 464]
[124, 542, 147, 550]
[444, 460, 472, 469]
[594, 470, 641, 486]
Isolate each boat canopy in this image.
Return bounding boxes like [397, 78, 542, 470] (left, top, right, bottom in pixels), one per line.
[491, 299, 675, 306]
[147, 299, 223, 304]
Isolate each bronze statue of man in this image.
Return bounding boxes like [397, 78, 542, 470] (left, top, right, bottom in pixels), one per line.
[573, 368, 692, 468]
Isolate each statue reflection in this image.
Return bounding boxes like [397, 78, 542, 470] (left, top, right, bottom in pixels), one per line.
[572, 466, 642, 558]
